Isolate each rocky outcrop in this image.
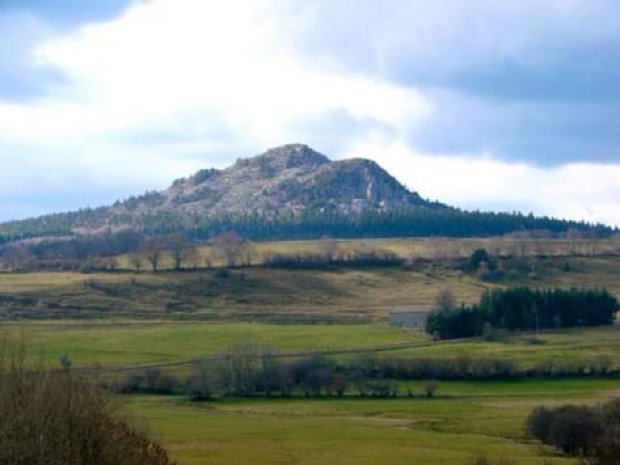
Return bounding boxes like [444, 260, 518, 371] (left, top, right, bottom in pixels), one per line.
[112, 143, 429, 218]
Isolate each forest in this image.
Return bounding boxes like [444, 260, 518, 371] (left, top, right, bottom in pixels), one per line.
[426, 287, 620, 339]
[0, 205, 614, 247]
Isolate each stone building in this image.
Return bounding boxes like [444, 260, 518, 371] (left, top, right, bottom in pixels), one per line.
[388, 305, 433, 330]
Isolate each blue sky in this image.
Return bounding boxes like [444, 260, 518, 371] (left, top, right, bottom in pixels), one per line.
[0, 0, 619, 225]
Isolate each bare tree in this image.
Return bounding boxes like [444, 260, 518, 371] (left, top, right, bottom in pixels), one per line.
[217, 342, 261, 396]
[129, 253, 145, 273]
[435, 289, 456, 312]
[167, 233, 190, 271]
[423, 381, 439, 398]
[140, 237, 168, 272]
[210, 232, 248, 267]
[612, 233, 620, 255]
[426, 238, 445, 260]
[185, 245, 201, 270]
[318, 235, 339, 261]
[515, 239, 529, 259]
[1, 244, 33, 272]
[204, 253, 213, 270]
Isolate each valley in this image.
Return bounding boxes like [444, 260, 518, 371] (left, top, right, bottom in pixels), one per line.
[1, 237, 620, 464]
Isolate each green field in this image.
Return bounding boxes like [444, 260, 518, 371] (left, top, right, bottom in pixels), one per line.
[6, 321, 426, 367]
[5, 318, 620, 465]
[3, 320, 620, 373]
[2, 240, 620, 464]
[122, 378, 620, 465]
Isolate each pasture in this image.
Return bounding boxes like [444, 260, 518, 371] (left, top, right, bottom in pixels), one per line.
[4, 318, 620, 465]
[122, 378, 620, 465]
[4, 320, 620, 372]
[1, 237, 619, 464]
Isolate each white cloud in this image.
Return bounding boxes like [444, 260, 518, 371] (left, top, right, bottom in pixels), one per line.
[6, 0, 427, 145]
[0, 0, 618, 227]
[345, 138, 620, 227]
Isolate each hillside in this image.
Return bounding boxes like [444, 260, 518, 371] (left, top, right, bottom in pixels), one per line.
[1, 251, 619, 321]
[0, 144, 614, 243]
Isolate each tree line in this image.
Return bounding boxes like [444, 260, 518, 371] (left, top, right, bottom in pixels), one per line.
[0, 204, 615, 246]
[426, 287, 620, 339]
[109, 343, 620, 401]
[0, 230, 253, 272]
[263, 237, 402, 269]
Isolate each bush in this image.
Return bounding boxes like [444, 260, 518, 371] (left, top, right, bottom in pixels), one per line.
[589, 399, 620, 465]
[187, 359, 215, 401]
[214, 268, 231, 278]
[481, 322, 507, 342]
[108, 369, 179, 395]
[525, 402, 606, 456]
[423, 381, 439, 398]
[467, 249, 496, 271]
[0, 341, 176, 465]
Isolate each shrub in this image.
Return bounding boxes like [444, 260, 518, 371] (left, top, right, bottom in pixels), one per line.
[187, 359, 215, 401]
[588, 399, 620, 465]
[423, 381, 439, 398]
[525, 407, 554, 444]
[292, 354, 336, 397]
[214, 268, 231, 278]
[0, 341, 176, 465]
[526, 403, 602, 456]
[481, 322, 506, 342]
[107, 369, 179, 395]
[467, 249, 494, 271]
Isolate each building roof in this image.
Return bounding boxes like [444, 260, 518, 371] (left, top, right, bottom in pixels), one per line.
[390, 305, 433, 314]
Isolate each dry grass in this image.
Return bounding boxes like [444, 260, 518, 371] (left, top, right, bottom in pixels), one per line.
[0, 267, 490, 319]
[1, 253, 619, 322]
[115, 236, 620, 270]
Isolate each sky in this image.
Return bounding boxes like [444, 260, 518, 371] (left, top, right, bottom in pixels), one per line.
[0, 0, 619, 226]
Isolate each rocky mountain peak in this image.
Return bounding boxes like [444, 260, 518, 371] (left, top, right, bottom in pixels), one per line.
[235, 143, 330, 172]
[112, 144, 431, 219]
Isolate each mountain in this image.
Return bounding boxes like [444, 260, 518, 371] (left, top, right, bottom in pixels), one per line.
[0, 144, 614, 243]
[113, 143, 433, 219]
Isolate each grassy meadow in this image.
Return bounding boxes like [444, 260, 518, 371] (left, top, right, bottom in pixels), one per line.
[3, 320, 620, 372]
[122, 378, 620, 465]
[1, 236, 620, 464]
[5, 318, 620, 465]
[6, 321, 426, 367]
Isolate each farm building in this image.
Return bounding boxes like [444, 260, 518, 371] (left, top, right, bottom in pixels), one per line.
[388, 306, 432, 330]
